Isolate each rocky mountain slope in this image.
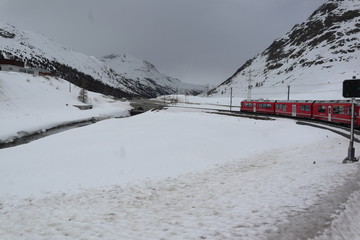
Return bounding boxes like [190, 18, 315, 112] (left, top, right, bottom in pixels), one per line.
[0, 23, 204, 98]
[208, 0, 360, 100]
[101, 54, 204, 96]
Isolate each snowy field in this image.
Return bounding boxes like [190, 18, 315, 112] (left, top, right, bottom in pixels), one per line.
[1, 72, 360, 239]
[1, 107, 360, 239]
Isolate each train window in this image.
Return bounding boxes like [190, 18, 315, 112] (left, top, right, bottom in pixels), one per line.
[333, 106, 346, 115]
[300, 105, 310, 112]
[329, 106, 351, 115]
[258, 103, 272, 109]
[243, 103, 252, 108]
[276, 104, 286, 111]
[318, 106, 326, 113]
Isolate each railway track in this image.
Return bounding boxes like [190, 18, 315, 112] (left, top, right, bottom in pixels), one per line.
[214, 108, 360, 139]
[162, 103, 360, 141]
[131, 100, 359, 138]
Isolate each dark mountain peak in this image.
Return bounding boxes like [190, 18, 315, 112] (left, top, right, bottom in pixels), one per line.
[263, 0, 359, 62]
[0, 24, 16, 39]
[309, 1, 340, 19]
[142, 60, 157, 72]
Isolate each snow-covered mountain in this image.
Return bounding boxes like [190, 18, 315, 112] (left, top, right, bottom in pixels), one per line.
[0, 23, 204, 98]
[209, 0, 360, 100]
[101, 54, 205, 95]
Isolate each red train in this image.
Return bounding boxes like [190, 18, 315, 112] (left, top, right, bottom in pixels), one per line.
[240, 100, 360, 126]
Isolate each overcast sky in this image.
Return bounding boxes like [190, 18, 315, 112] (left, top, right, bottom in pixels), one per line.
[0, 0, 327, 86]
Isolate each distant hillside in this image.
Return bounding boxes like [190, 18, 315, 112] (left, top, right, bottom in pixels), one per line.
[0, 23, 204, 98]
[101, 54, 205, 96]
[208, 0, 360, 100]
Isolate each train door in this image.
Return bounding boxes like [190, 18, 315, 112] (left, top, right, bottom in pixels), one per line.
[328, 105, 332, 121]
[292, 105, 296, 117]
[253, 103, 256, 113]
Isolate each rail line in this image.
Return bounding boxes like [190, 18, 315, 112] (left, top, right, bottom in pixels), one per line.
[165, 104, 360, 141]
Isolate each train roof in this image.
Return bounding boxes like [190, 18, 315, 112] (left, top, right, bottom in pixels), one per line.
[275, 100, 315, 103]
[314, 100, 360, 104]
[242, 100, 276, 103]
[242, 99, 360, 104]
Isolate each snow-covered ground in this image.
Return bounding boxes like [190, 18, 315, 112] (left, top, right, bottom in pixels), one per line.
[157, 95, 242, 111]
[0, 72, 360, 239]
[0, 110, 359, 239]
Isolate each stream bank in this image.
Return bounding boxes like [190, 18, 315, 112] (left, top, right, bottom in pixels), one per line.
[0, 98, 163, 149]
[0, 118, 99, 149]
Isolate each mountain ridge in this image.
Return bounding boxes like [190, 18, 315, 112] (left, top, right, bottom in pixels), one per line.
[100, 54, 204, 96]
[0, 23, 204, 98]
[208, 0, 360, 100]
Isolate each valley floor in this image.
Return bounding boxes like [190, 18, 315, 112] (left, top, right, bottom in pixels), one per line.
[0, 106, 359, 240]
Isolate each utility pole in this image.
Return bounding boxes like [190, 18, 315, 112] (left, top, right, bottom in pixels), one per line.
[244, 69, 257, 100]
[344, 97, 356, 163]
[176, 87, 178, 105]
[287, 85, 290, 100]
[230, 87, 233, 111]
[247, 69, 252, 100]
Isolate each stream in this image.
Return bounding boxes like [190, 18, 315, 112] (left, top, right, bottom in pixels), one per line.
[0, 99, 164, 150]
[0, 119, 97, 150]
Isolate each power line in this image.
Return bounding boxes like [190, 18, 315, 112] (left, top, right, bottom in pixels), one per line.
[291, 82, 341, 87]
[250, 89, 341, 96]
[254, 82, 341, 89]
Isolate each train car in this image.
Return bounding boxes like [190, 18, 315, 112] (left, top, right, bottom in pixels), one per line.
[241, 99, 360, 127]
[275, 100, 314, 119]
[313, 100, 360, 125]
[240, 100, 276, 114]
[240, 100, 255, 112]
